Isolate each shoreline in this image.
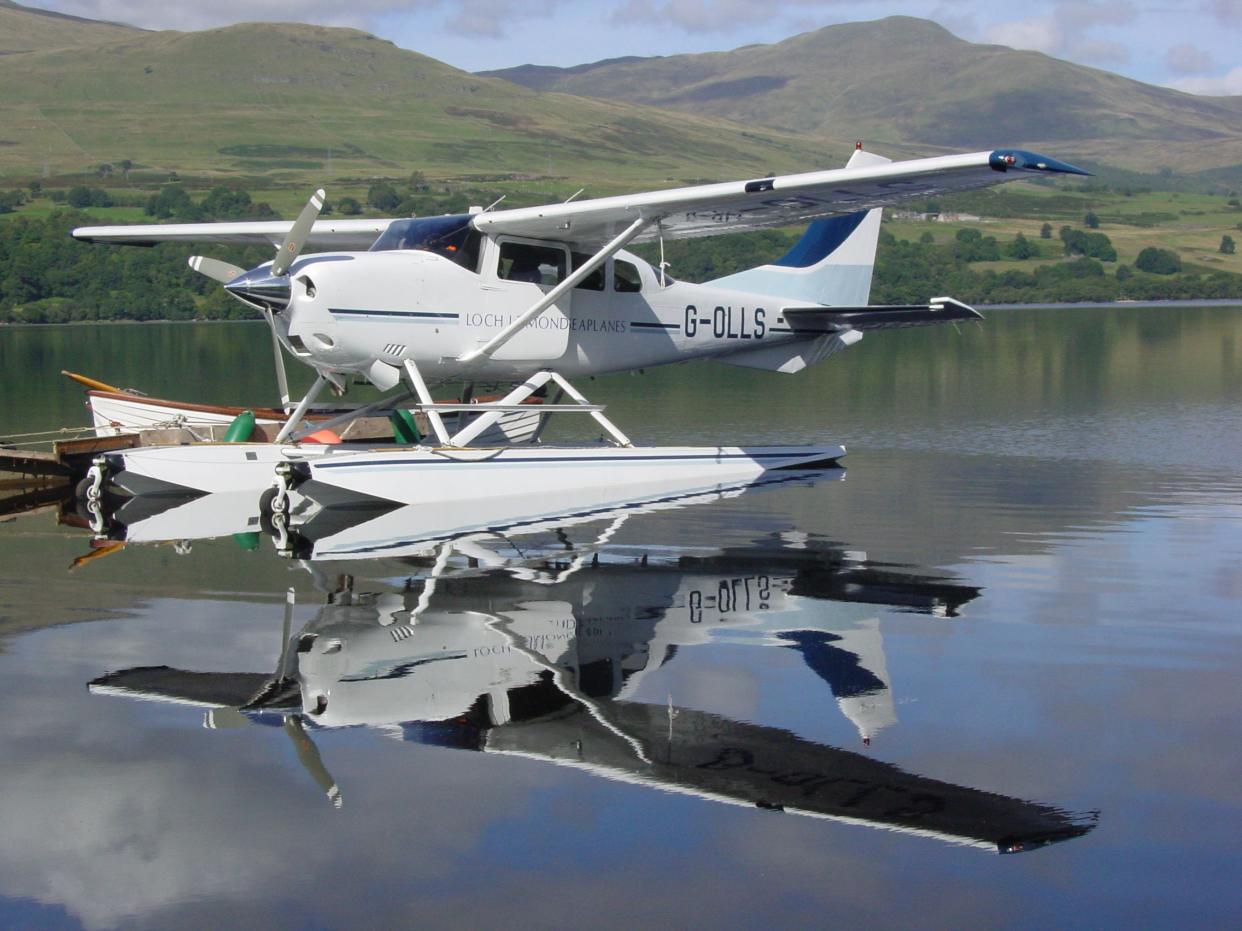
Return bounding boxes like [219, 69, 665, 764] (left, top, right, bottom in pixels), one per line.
[980, 298, 1242, 310]
[3, 299, 1241, 329]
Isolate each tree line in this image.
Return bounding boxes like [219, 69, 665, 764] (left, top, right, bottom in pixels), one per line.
[3, 191, 1241, 323]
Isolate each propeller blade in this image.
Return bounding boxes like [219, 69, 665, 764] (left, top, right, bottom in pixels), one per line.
[272, 188, 326, 277]
[188, 255, 246, 284]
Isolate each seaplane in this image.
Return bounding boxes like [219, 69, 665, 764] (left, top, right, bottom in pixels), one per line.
[71, 145, 1087, 509]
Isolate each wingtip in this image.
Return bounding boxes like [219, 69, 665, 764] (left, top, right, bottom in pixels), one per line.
[989, 149, 1091, 177]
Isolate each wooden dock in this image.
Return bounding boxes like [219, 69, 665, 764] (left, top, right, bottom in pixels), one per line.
[1, 434, 146, 521]
[0, 446, 71, 483]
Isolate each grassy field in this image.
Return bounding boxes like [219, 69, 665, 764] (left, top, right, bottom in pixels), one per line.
[885, 182, 1242, 276]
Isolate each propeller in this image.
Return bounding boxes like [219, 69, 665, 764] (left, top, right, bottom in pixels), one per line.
[184, 188, 329, 411]
[273, 188, 326, 277]
[187, 255, 245, 284]
[186, 187, 327, 303]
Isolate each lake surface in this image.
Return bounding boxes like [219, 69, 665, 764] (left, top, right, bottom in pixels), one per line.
[2, 307, 1241, 928]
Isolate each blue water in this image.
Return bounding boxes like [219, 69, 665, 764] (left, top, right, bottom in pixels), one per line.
[1, 307, 1240, 928]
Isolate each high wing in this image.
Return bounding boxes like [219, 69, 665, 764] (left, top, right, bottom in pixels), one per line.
[474, 148, 1087, 248]
[72, 218, 393, 249]
[71, 148, 1085, 251]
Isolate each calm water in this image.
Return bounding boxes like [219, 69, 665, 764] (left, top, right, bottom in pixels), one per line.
[2, 307, 1241, 928]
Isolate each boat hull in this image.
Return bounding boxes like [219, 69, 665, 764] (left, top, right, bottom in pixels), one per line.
[87, 390, 541, 445]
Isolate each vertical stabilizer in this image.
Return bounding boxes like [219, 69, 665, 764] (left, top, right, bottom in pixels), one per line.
[708, 147, 891, 306]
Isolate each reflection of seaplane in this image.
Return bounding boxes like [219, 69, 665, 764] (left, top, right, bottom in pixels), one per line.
[89, 529, 1094, 852]
[72, 146, 1088, 504]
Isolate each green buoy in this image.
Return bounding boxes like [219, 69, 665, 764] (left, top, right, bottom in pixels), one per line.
[390, 408, 422, 444]
[223, 410, 256, 442]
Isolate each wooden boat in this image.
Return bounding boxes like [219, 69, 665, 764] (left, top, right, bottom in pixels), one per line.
[65, 371, 543, 446]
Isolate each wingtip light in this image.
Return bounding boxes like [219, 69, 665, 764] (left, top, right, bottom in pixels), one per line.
[989, 149, 1091, 176]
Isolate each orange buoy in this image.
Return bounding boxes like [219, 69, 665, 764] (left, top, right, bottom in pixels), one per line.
[300, 428, 342, 445]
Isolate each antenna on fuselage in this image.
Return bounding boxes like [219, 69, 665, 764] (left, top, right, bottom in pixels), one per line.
[564, 188, 585, 203]
[482, 195, 506, 213]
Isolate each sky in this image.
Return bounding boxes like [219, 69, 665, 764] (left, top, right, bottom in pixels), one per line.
[32, 0, 1242, 94]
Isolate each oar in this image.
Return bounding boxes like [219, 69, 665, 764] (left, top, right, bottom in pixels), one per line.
[61, 370, 122, 393]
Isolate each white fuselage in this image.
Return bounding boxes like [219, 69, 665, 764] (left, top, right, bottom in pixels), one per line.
[273, 241, 801, 383]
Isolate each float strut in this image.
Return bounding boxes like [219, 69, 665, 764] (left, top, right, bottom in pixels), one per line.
[403, 360, 450, 445]
[274, 374, 327, 444]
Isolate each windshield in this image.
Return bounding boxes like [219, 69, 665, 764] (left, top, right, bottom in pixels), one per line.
[369, 214, 480, 270]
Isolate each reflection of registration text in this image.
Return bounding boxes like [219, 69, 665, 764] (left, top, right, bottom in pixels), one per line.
[688, 575, 772, 622]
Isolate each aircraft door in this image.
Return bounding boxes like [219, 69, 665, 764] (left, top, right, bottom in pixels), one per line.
[475, 237, 572, 361]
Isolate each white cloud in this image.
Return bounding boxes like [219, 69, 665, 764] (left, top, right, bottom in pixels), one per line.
[1169, 64, 1242, 95]
[984, 15, 1061, 55]
[982, 2, 1136, 62]
[444, 0, 565, 38]
[928, 4, 975, 40]
[1058, 0, 1135, 32]
[1165, 42, 1216, 76]
[612, 0, 876, 34]
[614, 0, 767, 32]
[1204, 0, 1242, 27]
[1073, 40, 1130, 67]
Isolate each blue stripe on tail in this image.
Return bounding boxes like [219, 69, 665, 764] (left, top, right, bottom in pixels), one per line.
[773, 212, 869, 268]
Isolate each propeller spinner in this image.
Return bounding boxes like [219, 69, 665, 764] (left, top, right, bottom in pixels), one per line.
[188, 188, 326, 311]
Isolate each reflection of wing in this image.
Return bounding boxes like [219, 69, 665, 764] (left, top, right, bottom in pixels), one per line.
[482, 701, 1096, 854]
[474, 149, 1086, 247]
[71, 218, 392, 248]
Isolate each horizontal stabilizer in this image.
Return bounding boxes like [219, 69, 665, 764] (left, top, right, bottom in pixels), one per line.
[783, 297, 982, 333]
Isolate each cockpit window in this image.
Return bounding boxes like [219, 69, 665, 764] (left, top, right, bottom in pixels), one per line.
[614, 259, 643, 293]
[370, 214, 481, 271]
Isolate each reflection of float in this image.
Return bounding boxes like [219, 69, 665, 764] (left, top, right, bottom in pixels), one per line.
[89, 530, 1095, 853]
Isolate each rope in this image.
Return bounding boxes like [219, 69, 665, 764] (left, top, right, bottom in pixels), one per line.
[0, 426, 98, 442]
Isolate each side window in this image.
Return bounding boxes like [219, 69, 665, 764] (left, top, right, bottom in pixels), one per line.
[499, 242, 566, 286]
[614, 259, 642, 293]
[572, 253, 605, 291]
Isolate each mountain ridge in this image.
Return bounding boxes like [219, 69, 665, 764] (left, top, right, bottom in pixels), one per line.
[0, 12, 850, 184]
[481, 16, 1242, 174]
[0, 0, 142, 54]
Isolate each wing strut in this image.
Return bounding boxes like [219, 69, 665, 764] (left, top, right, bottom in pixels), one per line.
[457, 215, 652, 364]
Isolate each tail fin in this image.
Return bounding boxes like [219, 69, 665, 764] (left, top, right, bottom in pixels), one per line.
[708, 147, 890, 306]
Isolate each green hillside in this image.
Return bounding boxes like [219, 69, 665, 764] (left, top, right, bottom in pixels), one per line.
[0, 12, 847, 188]
[0, 0, 140, 53]
[483, 16, 1242, 177]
